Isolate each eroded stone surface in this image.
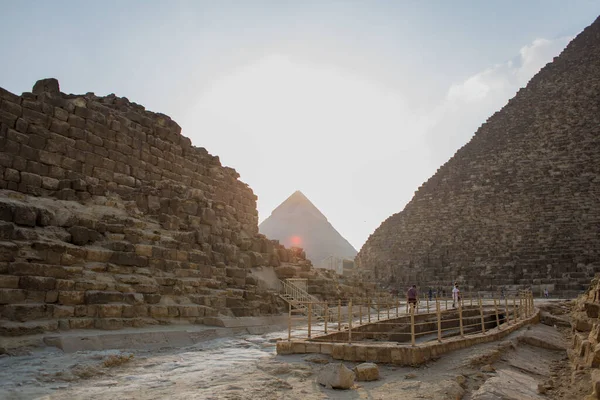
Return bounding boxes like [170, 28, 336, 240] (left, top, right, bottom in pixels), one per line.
[0, 80, 377, 334]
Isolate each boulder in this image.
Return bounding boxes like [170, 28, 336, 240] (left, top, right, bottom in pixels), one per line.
[317, 362, 355, 389]
[32, 78, 60, 94]
[354, 362, 380, 381]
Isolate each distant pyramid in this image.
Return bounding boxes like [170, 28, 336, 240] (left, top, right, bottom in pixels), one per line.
[259, 191, 358, 265]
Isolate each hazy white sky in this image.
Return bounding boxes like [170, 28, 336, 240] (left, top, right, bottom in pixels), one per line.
[1, 1, 598, 250]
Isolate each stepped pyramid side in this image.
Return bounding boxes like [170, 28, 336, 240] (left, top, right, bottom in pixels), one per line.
[260, 191, 357, 265]
[0, 78, 368, 335]
[356, 16, 600, 297]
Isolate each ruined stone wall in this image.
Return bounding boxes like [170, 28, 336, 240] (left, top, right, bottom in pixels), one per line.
[0, 79, 312, 335]
[357, 16, 600, 297]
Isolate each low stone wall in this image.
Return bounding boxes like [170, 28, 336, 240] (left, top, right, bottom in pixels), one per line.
[276, 309, 539, 365]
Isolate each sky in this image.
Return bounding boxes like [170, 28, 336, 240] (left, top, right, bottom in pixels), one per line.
[1, 1, 599, 250]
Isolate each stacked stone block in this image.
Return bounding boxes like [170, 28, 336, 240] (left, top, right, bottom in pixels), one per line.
[0, 78, 316, 335]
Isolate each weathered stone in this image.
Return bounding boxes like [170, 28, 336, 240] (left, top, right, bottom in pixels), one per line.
[32, 78, 60, 94]
[2, 304, 48, 322]
[0, 242, 18, 262]
[0, 221, 14, 240]
[0, 288, 27, 304]
[68, 226, 100, 246]
[19, 276, 56, 291]
[12, 205, 37, 227]
[354, 363, 380, 381]
[58, 291, 85, 305]
[317, 362, 356, 389]
[85, 290, 123, 304]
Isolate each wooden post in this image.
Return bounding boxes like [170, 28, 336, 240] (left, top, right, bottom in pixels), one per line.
[359, 303, 362, 326]
[324, 302, 328, 334]
[445, 297, 448, 310]
[493, 297, 500, 330]
[308, 302, 312, 338]
[513, 296, 517, 321]
[427, 296, 430, 313]
[530, 292, 534, 316]
[288, 302, 292, 341]
[338, 299, 342, 331]
[396, 298, 399, 317]
[348, 300, 353, 344]
[377, 300, 380, 321]
[368, 297, 371, 323]
[387, 300, 390, 319]
[436, 298, 442, 343]
[504, 296, 509, 325]
[410, 303, 416, 346]
[459, 301, 464, 337]
[479, 296, 486, 334]
[470, 291, 473, 307]
[519, 292, 523, 319]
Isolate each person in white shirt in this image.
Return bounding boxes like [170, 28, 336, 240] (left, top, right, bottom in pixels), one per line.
[452, 283, 460, 308]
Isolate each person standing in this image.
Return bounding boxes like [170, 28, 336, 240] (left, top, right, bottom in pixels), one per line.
[452, 283, 460, 308]
[407, 285, 418, 309]
[428, 287, 433, 301]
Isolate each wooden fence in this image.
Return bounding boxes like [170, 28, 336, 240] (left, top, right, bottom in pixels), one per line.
[287, 290, 535, 346]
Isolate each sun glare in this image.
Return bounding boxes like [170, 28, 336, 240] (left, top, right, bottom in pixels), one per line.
[290, 235, 302, 247]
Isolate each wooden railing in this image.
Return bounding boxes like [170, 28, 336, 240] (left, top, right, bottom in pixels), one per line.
[285, 290, 536, 344]
[279, 279, 333, 321]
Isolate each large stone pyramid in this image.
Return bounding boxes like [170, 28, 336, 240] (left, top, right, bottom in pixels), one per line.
[356, 16, 600, 297]
[259, 191, 357, 267]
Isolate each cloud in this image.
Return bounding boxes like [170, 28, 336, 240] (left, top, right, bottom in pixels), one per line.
[426, 36, 572, 165]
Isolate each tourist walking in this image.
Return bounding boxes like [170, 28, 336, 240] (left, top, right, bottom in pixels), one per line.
[428, 287, 433, 301]
[452, 283, 460, 308]
[544, 288, 549, 298]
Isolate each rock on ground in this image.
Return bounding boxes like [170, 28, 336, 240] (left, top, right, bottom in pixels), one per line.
[354, 362, 379, 381]
[317, 362, 355, 389]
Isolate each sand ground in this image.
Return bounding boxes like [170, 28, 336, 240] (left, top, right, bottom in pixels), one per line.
[0, 315, 580, 400]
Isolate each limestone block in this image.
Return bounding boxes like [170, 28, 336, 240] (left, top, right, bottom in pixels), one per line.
[354, 362, 380, 381]
[69, 318, 94, 329]
[0, 288, 26, 304]
[0, 242, 18, 262]
[200, 208, 216, 225]
[274, 265, 297, 279]
[85, 290, 124, 304]
[18, 276, 56, 291]
[0, 275, 19, 289]
[53, 305, 75, 318]
[58, 291, 85, 305]
[97, 304, 123, 318]
[574, 317, 594, 332]
[94, 318, 124, 330]
[2, 304, 48, 322]
[149, 305, 169, 318]
[317, 363, 356, 389]
[32, 78, 60, 94]
[12, 204, 37, 227]
[45, 290, 58, 303]
[586, 302, 600, 318]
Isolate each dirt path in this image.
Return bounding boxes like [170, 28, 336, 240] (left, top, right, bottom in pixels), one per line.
[0, 320, 572, 400]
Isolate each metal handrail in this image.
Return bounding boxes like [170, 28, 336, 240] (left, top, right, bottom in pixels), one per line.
[279, 279, 333, 321]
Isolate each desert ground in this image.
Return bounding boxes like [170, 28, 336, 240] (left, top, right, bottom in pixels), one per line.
[0, 300, 586, 400]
